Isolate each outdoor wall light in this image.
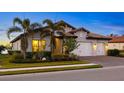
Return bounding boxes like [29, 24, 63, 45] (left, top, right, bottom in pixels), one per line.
[93, 44, 97, 50]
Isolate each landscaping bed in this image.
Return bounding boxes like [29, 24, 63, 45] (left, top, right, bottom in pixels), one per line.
[107, 49, 124, 57]
[0, 54, 88, 69]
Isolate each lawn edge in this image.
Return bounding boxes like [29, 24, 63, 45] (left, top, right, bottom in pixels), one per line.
[0, 64, 102, 76]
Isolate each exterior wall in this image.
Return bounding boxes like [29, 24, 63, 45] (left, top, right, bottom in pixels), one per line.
[12, 32, 51, 52]
[108, 43, 124, 50]
[71, 30, 109, 56]
[64, 26, 73, 33]
[12, 39, 21, 51]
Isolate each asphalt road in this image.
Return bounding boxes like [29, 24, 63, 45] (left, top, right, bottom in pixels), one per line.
[0, 66, 124, 81]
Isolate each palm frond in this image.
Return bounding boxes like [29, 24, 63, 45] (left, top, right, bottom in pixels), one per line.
[43, 19, 54, 27]
[40, 28, 51, 38]
[56, 30, 65, 36]
[7, 26, 22, 39]
[40, 32, 50, 39]
[23, 19, 30, 29]
[13, 17, 22, 26]
[43, 27, 52, 32]
[56, 21, 66, 27]
[30, 23, 42, 30]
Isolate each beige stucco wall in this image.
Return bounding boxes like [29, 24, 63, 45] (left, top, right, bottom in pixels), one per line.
[108, 43, 124, 50]
[12, 39, 21, 51]
[71, 30, 109, 56]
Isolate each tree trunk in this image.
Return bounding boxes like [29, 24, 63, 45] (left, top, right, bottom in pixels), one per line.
[23, 51, 26, 59]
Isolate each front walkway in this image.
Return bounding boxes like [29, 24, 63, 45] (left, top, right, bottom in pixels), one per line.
[0, 63, 96, 72]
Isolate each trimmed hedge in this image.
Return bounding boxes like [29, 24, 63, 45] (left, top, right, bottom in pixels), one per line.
[8, 50, 21, 55]
[107, 49, 120, 56]
[27, 51, 51, 59]
[51, 54, 78, 61]
[10, 59, 42, 63]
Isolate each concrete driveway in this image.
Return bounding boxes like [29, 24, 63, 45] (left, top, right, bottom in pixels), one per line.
[80, 56, 124, 67]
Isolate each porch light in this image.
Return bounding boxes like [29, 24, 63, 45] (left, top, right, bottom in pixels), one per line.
[105, 43, 108, 49]
[93, 44, 97, 50]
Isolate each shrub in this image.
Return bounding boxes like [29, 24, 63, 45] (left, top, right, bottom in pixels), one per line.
[41, 51, 51, 58]
[69, 53, 78, 60]
[107, 49, 120, 56]
[13, 53, 23, 59]
[9, 53, 23, 62]
[10, 59, 42, 63]
[8, 50, 21, 55]
[51, 54, 69, 61]
[119, 51, 124, 57]
[26, 52, 36, 59]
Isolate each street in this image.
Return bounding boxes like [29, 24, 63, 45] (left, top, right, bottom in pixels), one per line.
[0, 66, 124, 81]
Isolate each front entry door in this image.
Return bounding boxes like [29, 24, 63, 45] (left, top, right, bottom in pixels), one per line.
[53, 38, 62, 54]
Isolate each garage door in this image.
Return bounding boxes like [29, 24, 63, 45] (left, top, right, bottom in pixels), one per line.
[72, 43, 93, 56]
[96, 43, 105, 55]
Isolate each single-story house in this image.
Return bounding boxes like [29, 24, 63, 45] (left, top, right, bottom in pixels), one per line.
[11, 20, 111, 56]
[108, 36, 124, 50]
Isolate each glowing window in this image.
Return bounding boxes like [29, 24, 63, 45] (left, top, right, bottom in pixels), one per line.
[32, 40, 46, 52]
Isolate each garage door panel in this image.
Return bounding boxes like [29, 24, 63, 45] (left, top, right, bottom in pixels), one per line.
[96, 43, 105, 55]
[75, 43, 93, 56]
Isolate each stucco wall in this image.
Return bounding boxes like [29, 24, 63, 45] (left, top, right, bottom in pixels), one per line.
[71, 30, 109, 56]
[108, 43, 124, 50]
[12, 39, 21, 51]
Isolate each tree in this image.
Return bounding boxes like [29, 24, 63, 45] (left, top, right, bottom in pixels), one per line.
[63, 38, 79, 54]
[0, 45, 5, 54]
[41, 19, 66, 53]
[7, 17, 42, 59]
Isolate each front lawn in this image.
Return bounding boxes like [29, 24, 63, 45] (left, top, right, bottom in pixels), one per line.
[0, 54, 89, 69]
[119, 51, 124, 57]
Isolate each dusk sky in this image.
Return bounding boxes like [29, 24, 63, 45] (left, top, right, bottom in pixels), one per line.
[0, 12, 124, 45]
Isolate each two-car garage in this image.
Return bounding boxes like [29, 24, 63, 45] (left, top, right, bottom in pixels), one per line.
[72, 42, 107, 56]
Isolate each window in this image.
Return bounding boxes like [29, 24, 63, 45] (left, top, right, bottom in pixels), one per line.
[32, 40, 46, 52]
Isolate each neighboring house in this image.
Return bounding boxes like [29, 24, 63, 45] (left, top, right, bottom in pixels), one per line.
[11, 20, 111, 56]
[108, 36, 124, 50]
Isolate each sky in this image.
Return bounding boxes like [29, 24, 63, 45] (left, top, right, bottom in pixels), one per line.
[0, 12, 124, 45]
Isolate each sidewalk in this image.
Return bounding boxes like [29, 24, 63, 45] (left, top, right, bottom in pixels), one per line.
[0, 63, 97, 72]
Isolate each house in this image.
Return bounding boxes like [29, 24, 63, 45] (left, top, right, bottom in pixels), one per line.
[11, 20, 111, 56]
[108, 36, 124, 50]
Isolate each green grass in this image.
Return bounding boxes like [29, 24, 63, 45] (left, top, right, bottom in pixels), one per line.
[0, 55, 89, 69]
[0, 65, 102, 76]
[119, 51, 124, 57]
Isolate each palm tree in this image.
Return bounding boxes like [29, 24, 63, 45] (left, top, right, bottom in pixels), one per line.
[7, 17, 42, 59]
[41, 19, 66, 54]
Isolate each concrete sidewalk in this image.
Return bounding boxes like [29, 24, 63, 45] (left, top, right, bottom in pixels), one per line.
[0, 63, 97, 72]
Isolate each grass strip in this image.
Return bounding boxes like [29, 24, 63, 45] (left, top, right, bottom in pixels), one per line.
[0, 65, 102, 76]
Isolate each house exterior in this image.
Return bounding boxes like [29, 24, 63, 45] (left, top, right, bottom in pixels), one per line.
[108, 36, 124, 50]
[69, 28, 111, 56]
[11, 20, 111, 56]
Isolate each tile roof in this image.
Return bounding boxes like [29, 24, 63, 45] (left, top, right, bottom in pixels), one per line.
[69, 28, 111, 40]
[109, 36, 124, 43]
[87, 32, 112, 40]
[69, 27, 90, 34]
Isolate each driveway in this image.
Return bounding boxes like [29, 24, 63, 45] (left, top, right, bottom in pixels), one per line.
[80, 56, 124, 67]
